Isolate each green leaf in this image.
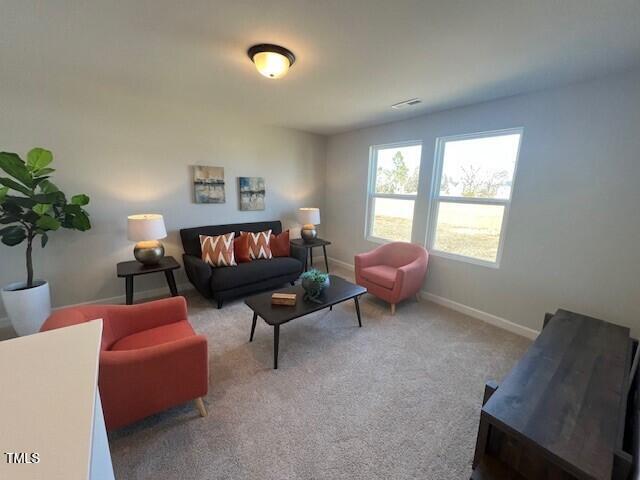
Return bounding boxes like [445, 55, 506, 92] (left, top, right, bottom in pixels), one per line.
[33, 167, 55, 177]
[0, 177, 32, 196]
[36, 215, 61, 231]
[38, 179, 59, 194]
[0, 186, 7, 202]
[71, 211, 91, 231]
[32, 191, 65, 205]
[32, 203, 52, 215]
[0, 215, 20, 224]
[0, 152, 33, 187]
[0, 225, 27, 246]
[63, 204, 82, 214]
[1, 201, 22, 217]
[41, 232, 49, 248]
[71, 194, 90, 206]
[27, 148, 53, 172]
[4, 195, 35, 208]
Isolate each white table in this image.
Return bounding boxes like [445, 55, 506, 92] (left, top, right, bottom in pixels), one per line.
[0, 320, 114, 480]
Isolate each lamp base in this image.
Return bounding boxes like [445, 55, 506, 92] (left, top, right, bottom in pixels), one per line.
[301, 224, 317, 243]
[134, 240, 165, 265]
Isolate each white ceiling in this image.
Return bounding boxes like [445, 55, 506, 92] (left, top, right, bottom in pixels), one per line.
[2, 0, 639, 135]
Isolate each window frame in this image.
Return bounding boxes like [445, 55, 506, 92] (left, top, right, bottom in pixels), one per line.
[365, 140, 423, 244]
[425, 127, 524, 268]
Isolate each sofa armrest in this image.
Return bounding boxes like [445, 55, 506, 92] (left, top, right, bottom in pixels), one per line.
[290, 244, 308, 270]
[183, 254, 213, 298]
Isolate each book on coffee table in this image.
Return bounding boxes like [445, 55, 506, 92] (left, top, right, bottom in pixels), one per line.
[271, 292, 297, 306]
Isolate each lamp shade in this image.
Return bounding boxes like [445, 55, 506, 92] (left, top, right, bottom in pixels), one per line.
[127, 214, 167, 242]
[298, 208, 320, 225]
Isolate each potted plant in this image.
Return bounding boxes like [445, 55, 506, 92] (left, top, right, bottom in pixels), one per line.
[0, 148, 91, 335]
[300, 269, 330, 303]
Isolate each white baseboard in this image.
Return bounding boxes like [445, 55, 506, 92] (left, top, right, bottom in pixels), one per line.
[328, 257, 355, 272]
[0, 283, 193, 330]
[420, 291, 539, 340]
[328, 256, 538, 340]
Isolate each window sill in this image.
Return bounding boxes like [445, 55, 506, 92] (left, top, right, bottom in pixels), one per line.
[428, 249, 501, 269]
[366, 235, 391, 245]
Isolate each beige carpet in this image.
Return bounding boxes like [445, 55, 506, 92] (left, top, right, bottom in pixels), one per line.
[107, 269, 530, 480]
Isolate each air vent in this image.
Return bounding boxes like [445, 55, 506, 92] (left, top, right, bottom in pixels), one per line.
[391, 98, 422, 109]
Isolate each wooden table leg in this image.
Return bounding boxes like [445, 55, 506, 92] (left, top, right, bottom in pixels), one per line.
[354, 296, 362, 327]
[273, 325, 280, 369]
[322, 245, 329, 272]
[250, 312, 257, 342]
[125, 276, 134, 305]
[309, 248, 313, 269]
[164, 270, 178, 296]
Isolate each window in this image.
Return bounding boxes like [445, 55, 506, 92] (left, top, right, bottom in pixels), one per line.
[366, 142, 422, 243]
[427, 128, 522, 267]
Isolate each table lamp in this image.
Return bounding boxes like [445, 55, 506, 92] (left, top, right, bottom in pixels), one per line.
[127, 214, 167, 265]
[298, 208, 320, 243]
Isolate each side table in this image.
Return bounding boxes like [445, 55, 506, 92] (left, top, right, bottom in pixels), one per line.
[290, 238, 331, 273]
[116, 256, 181, 305]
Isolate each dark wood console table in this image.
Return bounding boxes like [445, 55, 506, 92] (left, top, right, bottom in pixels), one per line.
[471, 309, 636, 480]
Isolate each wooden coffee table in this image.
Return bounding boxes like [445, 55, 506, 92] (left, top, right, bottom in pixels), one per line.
[245, 275, 366, 369]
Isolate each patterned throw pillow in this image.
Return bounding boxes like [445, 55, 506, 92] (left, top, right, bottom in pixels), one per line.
[200, 233, 236, 267]
[241, 230, 272, 260]
[270, 230, 290, 257]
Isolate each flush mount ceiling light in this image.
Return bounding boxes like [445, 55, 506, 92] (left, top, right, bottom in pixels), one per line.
[247, 44, 296, 79]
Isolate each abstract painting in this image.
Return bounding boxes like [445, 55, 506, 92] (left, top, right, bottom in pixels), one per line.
[193, 166, 225, 204]
[238, 177, 265, 211]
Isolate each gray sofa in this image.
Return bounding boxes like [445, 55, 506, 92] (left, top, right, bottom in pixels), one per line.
[180, 221, 306, 308]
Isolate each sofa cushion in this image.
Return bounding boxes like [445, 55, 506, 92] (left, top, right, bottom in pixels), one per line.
[242, 230, 273, 260]
[360, 265, 397, 290]
[210, 257, 301, 291]
[110, 321, 195, 351]
[200, 232, 236, 267]
[270, 230, 290, 257]
[234, 233, 251, 263]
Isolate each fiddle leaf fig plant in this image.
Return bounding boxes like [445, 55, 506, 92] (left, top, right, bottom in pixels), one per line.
[0, 148, 91, 288]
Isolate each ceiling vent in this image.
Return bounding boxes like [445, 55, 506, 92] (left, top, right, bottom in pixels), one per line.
[391, 98, 422, 109]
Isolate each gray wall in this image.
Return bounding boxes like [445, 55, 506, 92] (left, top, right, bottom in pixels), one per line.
[0, 87, 326, 319]
[325, 68, 640, 334]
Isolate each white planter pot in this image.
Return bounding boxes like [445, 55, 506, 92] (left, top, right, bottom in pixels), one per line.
[1, 280, 51, 336]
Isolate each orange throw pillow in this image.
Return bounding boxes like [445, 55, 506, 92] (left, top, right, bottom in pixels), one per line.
[241, 230, 272, 260]
[200, 233, 236, 267]
[270, 230, 290, 257]
[234, 233, 251, 263]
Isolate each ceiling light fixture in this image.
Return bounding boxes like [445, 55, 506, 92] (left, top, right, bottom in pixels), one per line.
[247, 44, 296, 79]
[391, 98, 422, 109]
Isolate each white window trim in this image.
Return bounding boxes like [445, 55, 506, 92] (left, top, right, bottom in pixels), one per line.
[365, 140, 423, 244]
[425, 127, 524, 268]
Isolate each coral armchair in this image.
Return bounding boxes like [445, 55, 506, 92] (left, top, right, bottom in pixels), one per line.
[40, 296, 208, 431]
[355, 242, 429, 314]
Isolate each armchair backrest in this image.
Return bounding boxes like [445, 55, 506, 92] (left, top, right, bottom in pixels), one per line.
[41, 297, 189, 351]
[379, 242, 428, 268]
[180, 220, 283, 257]
[41, 305, 114, 349]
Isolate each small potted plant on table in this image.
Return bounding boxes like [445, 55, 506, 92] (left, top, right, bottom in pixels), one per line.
[0, 148, 91, 336]
[300, 269, 330, 303]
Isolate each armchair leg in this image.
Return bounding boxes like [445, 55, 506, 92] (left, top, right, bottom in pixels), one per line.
[194, 397, 207, 417]
[390, 303, 396, 315]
